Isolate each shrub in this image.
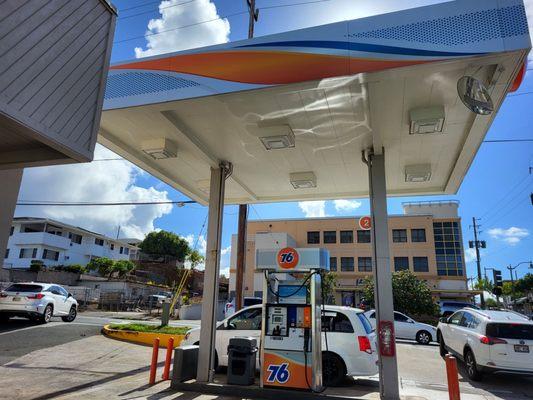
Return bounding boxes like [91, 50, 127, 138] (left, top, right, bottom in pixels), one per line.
[29, 260, 44, 272]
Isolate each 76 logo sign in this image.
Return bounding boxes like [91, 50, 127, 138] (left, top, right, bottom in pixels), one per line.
[266, 363, 290, 383]
[276, 247, 299, 269]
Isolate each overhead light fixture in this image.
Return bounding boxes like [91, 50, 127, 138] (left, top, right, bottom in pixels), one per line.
[409, 106, 445, 134]
[457, 76, 493, 115]
[258, 124, 295, 150]
[405, 164, 431, 183]
[290, 171, 317, 189]
[141, 138, 177, 160]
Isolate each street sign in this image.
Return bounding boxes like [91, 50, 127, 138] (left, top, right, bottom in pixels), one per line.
[359, 216, 372, 230]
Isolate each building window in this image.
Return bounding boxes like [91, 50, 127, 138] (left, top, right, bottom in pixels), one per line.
[433, 221, 463, 276]
[392, 229, 407, 243]
[95, 238, 104, 246]
[323, 231, 336, 244]
[340, 257, 354, 272]
[357, 230, 371, 243]
[119, 246, 124, 254]
[9, 226, 14, 236]
[307, 231, 320, 244]
[394, 257, 409, 271]
[4, 248, 9, 259]
[330, 257, 337, 271]
[43, 249, 60, 261]
[110, 243, 115, 251]
[358, 257, 372, 272]
[69, 232, 82, 245]
[413, 257, 429, 272]
[19, 248, 37, 259]
[340, 230, 353, 243]
[411, 229, 426, 242]
[124, 247, 129, 255]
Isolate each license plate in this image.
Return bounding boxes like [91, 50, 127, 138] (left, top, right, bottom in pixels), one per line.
[514, 345, 529, 353]
[12, 296, 21, 302]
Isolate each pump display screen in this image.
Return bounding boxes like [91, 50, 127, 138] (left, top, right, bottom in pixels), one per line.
[277, 285, 307, 304]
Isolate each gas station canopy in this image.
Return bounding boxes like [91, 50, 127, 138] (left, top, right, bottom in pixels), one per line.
[99, 0, 530, 205]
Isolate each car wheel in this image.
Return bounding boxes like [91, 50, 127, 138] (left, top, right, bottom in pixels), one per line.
[40, 305, 53, 324]
[438, 332, 448, 357]
[416, 330, 432, 345]
[464, 349, 482, 381]
[61, 306, 77, 322]
[322, 352, 346, 387]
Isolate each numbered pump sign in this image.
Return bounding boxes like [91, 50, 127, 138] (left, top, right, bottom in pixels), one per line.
[277, 247, 299, 270]
[359, 216, 372, 230]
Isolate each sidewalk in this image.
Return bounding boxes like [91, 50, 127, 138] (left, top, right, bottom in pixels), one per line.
[0, 334, 519, 400]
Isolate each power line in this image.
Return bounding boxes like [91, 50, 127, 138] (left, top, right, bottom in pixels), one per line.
[260, 0, 331, 10]
[482, 139, 533, 143]
[16, 200, 196, 206]
[478, 173, 531, 220]
[119, 0, 168, 13]
[118, 0, 199, 21]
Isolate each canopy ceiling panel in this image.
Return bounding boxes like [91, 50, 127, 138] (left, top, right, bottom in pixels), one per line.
[99, 0, 530, 205]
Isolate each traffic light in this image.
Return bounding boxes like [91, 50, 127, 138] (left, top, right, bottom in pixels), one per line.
[492, 269, 503, 296]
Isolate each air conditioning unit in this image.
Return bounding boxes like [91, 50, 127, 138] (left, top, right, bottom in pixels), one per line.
[258, 125, 295, 150]
[290, 172, 317, 189]
[409, 106, 445, 134]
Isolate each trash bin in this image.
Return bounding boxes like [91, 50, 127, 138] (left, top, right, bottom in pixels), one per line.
[171, 345, 198, 385]
[227, 337, 257, 385]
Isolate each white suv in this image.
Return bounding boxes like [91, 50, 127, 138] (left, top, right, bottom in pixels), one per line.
[365, 310, 438, 345]
[0, 282, 78, 324]
[182, 305, 378, 386]
[437, 308, 533, 380]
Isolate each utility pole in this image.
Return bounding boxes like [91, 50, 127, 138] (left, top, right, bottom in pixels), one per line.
[235, 1, 259, 311]
[471, 217, 485, 309]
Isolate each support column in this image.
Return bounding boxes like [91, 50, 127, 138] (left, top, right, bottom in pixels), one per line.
[235, 204, 247, 311]
[0, 169, 23, 268]
[366, 149, 399, 400]
[197, 162, 231, 382]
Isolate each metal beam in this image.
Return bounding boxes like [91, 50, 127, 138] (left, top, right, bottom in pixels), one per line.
[196, 162, 230, 382]
[365, 149, 399, 400]
[235, 204, 248, 311]
[0, 169, 23, 268]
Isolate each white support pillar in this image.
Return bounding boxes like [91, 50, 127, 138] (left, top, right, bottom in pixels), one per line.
[0, 169, 23, 268]
[197, 162, 231, 382]
[366, 149, 400, 400]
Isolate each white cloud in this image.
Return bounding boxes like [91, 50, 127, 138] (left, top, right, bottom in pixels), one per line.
[134, 0, 230, 58]
[298, 201, 327, 218]
[333, 199, 362, 213]
[464, 248, 477, 263]
[15, 145, 172, 240]
[487, 227, 530, 246]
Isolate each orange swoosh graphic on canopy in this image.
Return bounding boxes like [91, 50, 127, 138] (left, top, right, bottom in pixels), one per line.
[111, 51, 431, 85]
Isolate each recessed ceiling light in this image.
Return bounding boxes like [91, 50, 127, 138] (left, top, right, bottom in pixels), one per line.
[409, 106, 445, 134]
[141, 138, 177, 160]
[257, 124, 295, 150]
[405, 164, 431, 182]
[290, 171, 317, 189]
[457, 76, 493, 115]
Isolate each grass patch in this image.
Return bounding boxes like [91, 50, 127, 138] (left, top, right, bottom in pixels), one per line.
[109, 323, 189, 335]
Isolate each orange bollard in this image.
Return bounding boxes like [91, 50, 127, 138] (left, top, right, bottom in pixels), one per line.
[149, 337, 160, 385]
[162, 337, 175, 380]
[445, 354, 461, 400]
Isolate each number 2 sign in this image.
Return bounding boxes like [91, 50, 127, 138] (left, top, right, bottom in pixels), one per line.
[277, 247, 299, 269]
[359, 216, 372, 230]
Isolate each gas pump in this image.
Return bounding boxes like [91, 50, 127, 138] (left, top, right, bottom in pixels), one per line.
[256, 247, 329, 392]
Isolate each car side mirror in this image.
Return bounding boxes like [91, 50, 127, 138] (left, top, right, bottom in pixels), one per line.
[68, 293, 73, 298]
[439, 317, 448, 323]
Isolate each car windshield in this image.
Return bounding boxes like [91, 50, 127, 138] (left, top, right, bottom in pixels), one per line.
[5, 284, 43, 293]
[486, 323, 533, 340]
[357, 312, 374, 334]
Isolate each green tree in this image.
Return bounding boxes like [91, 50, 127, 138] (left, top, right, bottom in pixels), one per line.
[187, 249, 204, 269]
[140, 230, 191, 262]
[515, 273, 533, 294]
[65, 264, 87, 274]
[113, 260, 136, 277]
[502, 281, 515, 297]
[485, 298, 499, 308]
[362, 270, 439, 317]
[87, 257, 115, 277]
[474, 277, 493, 292]
[322, 272, 338, 305]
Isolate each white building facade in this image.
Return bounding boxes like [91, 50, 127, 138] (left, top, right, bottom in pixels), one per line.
[3, 217, 138, 269]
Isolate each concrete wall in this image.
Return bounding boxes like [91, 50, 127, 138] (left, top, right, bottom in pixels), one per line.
[179, 301, 225, 321]
[0, 270, 81, 286]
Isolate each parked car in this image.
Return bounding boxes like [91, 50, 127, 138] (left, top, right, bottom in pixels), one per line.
[223, 296, 262, 318]
[364, 310, 437, 345]
[437, 308, 533, 380]
[182, 304, 378, 386]
[438, 300, 479, 317]
[0, 282, 78, 324]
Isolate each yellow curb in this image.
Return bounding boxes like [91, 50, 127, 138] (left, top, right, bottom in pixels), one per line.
[102, 324, 185, 348]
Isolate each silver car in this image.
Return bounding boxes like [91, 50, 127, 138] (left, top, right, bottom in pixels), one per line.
[0, 282, 78, 324]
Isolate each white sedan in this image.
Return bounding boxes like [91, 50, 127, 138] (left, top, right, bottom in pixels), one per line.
[182, 304, 378, 386]
[365, 310, 437, 345]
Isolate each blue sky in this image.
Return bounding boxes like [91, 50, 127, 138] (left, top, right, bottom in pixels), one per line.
[18, 0, 533, 280]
